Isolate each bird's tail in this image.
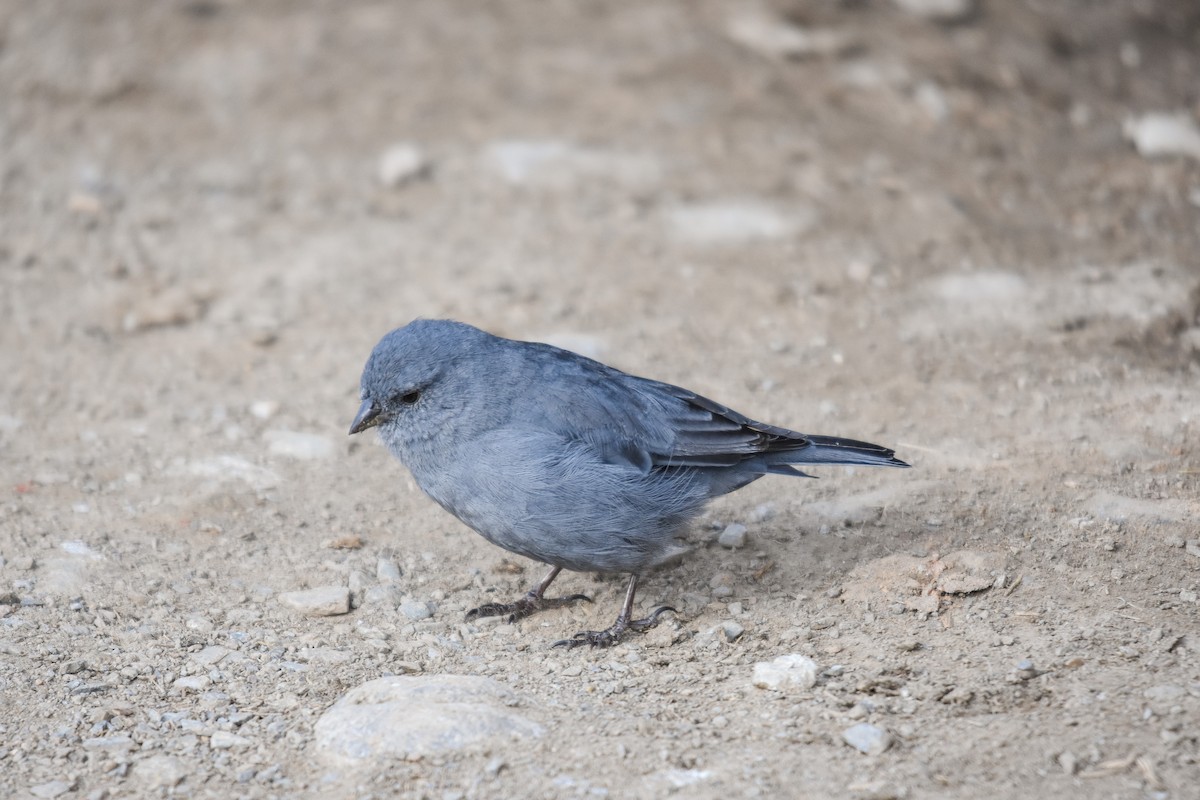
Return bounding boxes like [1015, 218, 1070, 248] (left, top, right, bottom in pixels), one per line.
[778, 434, 909, 469]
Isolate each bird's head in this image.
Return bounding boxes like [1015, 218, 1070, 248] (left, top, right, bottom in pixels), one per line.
[349, 319, 496, 454]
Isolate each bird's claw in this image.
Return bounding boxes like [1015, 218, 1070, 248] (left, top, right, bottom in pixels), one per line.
[465, 592, 592, 623]
[551, 605, 677, 649]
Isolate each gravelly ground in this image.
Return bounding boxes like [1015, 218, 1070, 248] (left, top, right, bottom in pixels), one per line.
[1, 1, 1198, 798]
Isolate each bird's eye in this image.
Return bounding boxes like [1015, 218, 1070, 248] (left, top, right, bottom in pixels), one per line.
[394, 390, 420, 405]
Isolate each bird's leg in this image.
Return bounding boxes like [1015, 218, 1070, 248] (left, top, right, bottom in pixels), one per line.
[553, 574, 676, 649]
[465, 566, 592, 623]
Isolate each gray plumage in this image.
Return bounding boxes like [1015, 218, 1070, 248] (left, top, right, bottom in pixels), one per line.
[350, 319, 908, 645]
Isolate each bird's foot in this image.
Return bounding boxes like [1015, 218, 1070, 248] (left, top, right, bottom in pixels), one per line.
[552, 605, 676, 649]
[465, 592, 592, 624]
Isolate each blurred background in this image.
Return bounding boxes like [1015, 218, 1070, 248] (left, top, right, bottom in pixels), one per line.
[1, 1, 1198, 798]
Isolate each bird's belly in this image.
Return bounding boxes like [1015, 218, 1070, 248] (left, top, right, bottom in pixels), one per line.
[409, 447, 704, 574]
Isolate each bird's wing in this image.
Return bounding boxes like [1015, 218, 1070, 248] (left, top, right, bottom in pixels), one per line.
[513, 344, 811, 471]
[633, 379, 814, 468]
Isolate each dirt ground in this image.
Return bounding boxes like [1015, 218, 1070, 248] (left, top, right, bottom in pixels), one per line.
[2, 1, 1199, 798]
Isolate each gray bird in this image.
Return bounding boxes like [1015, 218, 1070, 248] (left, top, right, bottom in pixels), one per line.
[350, 320, 908, 647]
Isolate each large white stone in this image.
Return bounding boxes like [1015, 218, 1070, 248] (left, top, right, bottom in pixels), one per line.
[752, 654, 819, 691]
[279, 586, 351, 617]
[314, 675, 544, 765]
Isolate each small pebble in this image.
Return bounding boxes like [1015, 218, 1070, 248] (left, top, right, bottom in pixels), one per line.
[210, 731, 251, 749]
[279, 586, 351, 617]
[1124, 112, 1200, 162]
[1013, 659, 1040, 681]
[173, 675, 211, 692]
[752, 654, 818, 691]
[29, 781, 73, 799]
[191, 645, 231, 667]
[134, 754, 188, 788]
[842, 723, 892, 755]
[718, 523, 747, 549]
[721, 622, 745, 643]
[250, 400, 278, 420]
[400, 600, 433, 621]
[378, 143, 430, 187]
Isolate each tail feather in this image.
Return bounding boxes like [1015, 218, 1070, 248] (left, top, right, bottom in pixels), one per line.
[782, 434, 910, 469]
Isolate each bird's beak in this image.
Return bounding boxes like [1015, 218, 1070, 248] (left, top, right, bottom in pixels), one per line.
[349, 399, 382, 435]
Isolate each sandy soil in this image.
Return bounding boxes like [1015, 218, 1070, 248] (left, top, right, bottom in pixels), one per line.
[1, 1, 1198, 798]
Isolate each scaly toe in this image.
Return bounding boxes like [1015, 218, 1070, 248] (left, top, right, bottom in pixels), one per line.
[465, 593, 593, 623]
[552, 629, 618, 649]
[628, 605, 676, 631]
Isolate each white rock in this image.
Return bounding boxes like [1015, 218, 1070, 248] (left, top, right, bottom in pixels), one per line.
[250, 400, 279, 420]
[892, 0, 974, 22]
[279, 586, 351, 616]
[313, 675, 544, 765]
[135, 754, 188, 789]
[264, 429, 335, 460]
[59, 540, 100, 558]
[752, 654, 819, 691]
[843, 722, 893, 754]
[399, 600, 433, 620]
[718, 523, 748, 549]
[172, 675, 211, 692]
[29, 781, 72, 799]
[82, 735, 134, 752]
[210, 730, 251, 749]
[378, 143, 430, 186]
[726, 12, 854, 59]
[665, 200, 813, 246]
[1123, 112, 1200, 161]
